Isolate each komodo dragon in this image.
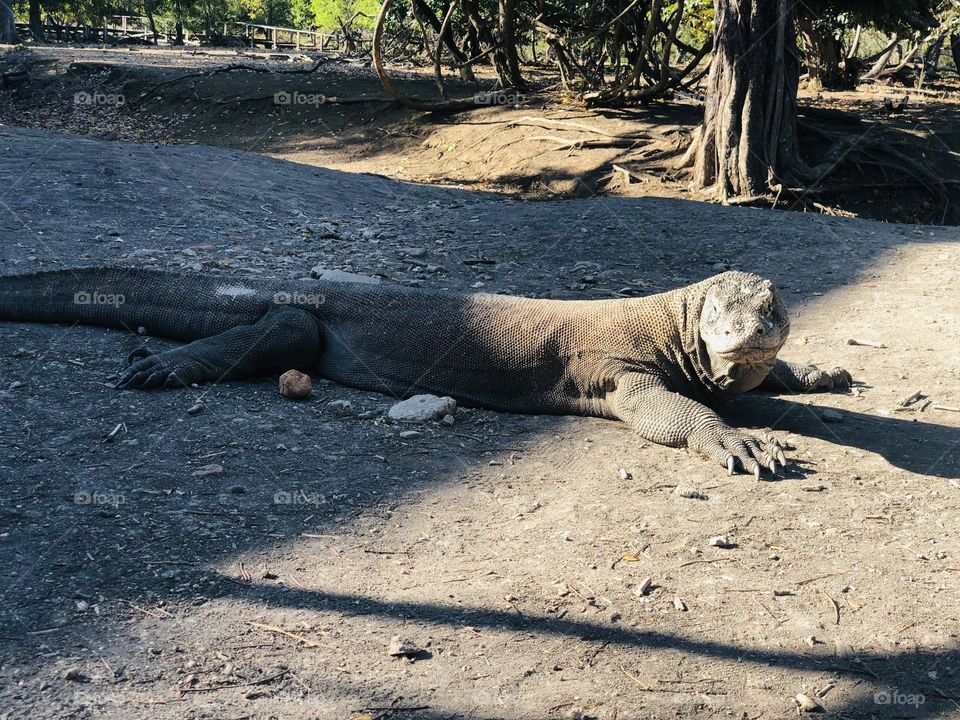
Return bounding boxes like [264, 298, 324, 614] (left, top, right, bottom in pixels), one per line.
[0, 268, 852, 477]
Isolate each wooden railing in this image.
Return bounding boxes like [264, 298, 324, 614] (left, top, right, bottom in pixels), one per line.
[229, 21, 371, 53]
[13, 16, 371, 52]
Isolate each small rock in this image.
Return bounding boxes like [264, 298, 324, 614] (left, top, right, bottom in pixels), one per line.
[279, 369, 312, 400]
[403, 247, 427, 257]
[442, 413, 455, 426]
[674, 486, 707, 500]
[75, 600, 89, 612]
[709, 535, 732, 548]
[617, 468, 632, 481]
[63, 667, 84, 681]
[308, 222, 339, 238]
[821, 408, 843, 422]
[387, 636, 420, 658]
[311, 267, 380, 284]
[327, 399, 355, 415]
[399, 430, 422, 440]
[192, 464, 223, 477]
[388, 394, 456, 422]
[633, 577, 653, 597]
[794, 693, 825, 713]
[228, 485, 246, 495]
[673, 596, 688, 612]
[186, 403, 203, 415]
[9, 380, 22, 389]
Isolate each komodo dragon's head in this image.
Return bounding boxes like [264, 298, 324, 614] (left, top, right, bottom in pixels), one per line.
[698, 271, 790, 371]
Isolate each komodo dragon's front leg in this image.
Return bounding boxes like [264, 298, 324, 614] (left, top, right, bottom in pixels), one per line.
[117, 307, 321, 389]
[610, 372, 786, 479]
[759, 359, 853, 394]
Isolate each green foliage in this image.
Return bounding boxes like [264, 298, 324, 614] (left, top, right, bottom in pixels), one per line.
[310, 0, 377, 30]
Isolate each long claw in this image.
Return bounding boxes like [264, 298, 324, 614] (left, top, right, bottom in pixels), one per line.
[770, 460, 778, 475]
[727, 455, 735, 476]
[753, 465, 761, 481]
[777, 450, 787, 465]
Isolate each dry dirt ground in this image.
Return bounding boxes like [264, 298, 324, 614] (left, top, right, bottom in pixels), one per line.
[1, 48, 960, 720]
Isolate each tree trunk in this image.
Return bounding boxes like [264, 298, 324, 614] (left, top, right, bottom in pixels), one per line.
[459, 0, 523, 89]
[0, 0, 18, 44]
[692, 0, 801, 200]
[951, 34, 960, 72]
[498, 0, 524, 88]
[797, 15, 853, 90]
[29, 0, 44, 41]
[411, 0, 477, 82]
[146, 8, 158, 44]
[174, 16, 184, 45]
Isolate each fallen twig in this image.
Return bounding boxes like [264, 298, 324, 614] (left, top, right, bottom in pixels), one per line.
[246, 621, 333, 648]
[179, 669, 289, 695]
[820, 589, 841, 625]
[847, 338, 887, 348]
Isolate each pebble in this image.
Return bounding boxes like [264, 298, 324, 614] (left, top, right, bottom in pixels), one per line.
[674, 486, 707, 500]
[186, 403, 203, 415]
[279, 369, 313, 400]
[228, 485, 246, 494]
[63, 667, 83, 681]
[75, 600, 89, 612]
[617, 468, 632, 481]
[709, 535, 732, 548]
[821, 408, 843, 422]
[192, 464, 224, 477]
[387, 636, 420, 658]
[794, 693, 825, 713]
[327, 399, 355, 415]
[388, 394, 457, 422]
[633, 577, 653, 596]
[672, 596, 688, 612]
[398, 430, 422, 440]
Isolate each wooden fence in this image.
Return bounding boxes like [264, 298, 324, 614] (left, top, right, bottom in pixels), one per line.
[13, 16, 371, 52]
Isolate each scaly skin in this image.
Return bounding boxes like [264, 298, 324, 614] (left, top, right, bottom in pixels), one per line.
[0, 268, 853, 476]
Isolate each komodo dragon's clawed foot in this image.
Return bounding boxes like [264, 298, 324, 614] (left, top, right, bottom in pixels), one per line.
[690, 426, 786, 480]
[117, 348, 208, 389]
[127, 346, 155, 364]
[807, 366, 853, 392]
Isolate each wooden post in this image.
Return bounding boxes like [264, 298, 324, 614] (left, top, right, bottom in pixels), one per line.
[271, 26, 277, 49]
[102, 16, 108, 43]
[223, 22, 228, 37]
[122, 15, 127, 34]
[296, 30, 301, 50]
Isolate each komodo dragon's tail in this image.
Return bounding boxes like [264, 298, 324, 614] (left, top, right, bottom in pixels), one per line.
[0, 268, 283, 342]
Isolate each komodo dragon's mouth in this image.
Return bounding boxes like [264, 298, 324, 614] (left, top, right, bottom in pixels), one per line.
[715, 347, 780, 365]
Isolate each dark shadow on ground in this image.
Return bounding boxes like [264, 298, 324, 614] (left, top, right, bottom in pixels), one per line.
[731, 395, 960, 479]
[236, 581, 960, 719]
